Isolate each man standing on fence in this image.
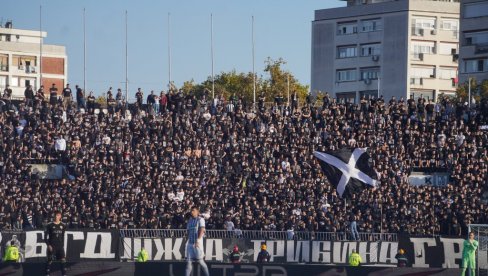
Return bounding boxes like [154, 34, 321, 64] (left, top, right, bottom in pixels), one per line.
[185, 206, 209, 276]
[461, 231, 478, 276]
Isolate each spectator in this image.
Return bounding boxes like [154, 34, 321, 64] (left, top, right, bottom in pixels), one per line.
[350, 215, 359, 241]
[348, 249, 362, 266]
[24, 85, 35, 107]
[257, 244, 271, 263]
[0, 88, 483, 236]
[395, 249, 408, 267]
[49, 83, 58, 106]
[62, 84, 72, 109]
[76, 85, 85, 110]
[230, 245, 241, 264]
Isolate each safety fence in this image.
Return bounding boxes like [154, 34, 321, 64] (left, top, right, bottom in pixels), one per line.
[119, 229, 398, 242]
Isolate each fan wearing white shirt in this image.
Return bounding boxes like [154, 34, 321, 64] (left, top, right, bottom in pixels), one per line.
[55, 136, 66, 151]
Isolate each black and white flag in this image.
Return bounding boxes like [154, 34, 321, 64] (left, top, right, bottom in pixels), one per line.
[314, 148, 378, 198]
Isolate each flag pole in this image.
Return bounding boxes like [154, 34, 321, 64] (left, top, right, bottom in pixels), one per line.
[125, 10, 128, 105]
[211, 13, 215, 99]
[287, 73, 290, 107]
[83, 8, 86, 94]
[168, 12, 172, 91]
[39, 5, 43, 89]
[252, 16, 256, 111]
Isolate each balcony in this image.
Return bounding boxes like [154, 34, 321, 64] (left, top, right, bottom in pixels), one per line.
[411, 27, 438, 40]
[26, 66, 37, 74]
[13, 65, 37, 74]
[410, 77, 457, 91]
[438, 29, 459, 40]
[0, 64, 8, 72]
[475, 43, 488, 54]
[412, 53, 457, 66]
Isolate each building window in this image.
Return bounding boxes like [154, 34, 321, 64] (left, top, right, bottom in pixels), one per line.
[412, 17, 436, 30]
[336, 69, 357, 82]
[0, 55, 7, 72]
[10, 76, 19, 87]
[439, 42, 458, 55]
[410, 90, 435, 101]
[412, 41, 436, 59]
[337, 46, 357, 58]
[360, 67, 380, 80]
[359, 90, 379, 99]
[438, 67, 457, 80]
[411, 66, 435, 78]
[337, 22, 358, 35]
[0, 76, 7, 88]
[441, 19, 458, 31]
[360, 19, 382, 32]
[464, 2, 488, 18]
[464, 31, 488, 46]
[465, 59, 487, 73]
[336, 92, 356, 103]
[360, 43, 381, 56]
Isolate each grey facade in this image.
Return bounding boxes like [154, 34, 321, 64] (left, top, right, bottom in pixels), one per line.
[459, 0, 488, 85]
[311, 0, 460, 103]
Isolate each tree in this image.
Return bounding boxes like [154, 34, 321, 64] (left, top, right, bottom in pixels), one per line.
[179, 57, 309, 105]
[263, 57, 309, 104]
[456, 78, 488, 104]
[96, 96, 107, 107]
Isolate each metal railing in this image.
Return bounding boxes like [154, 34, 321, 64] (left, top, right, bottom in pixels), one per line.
[119, 229, 398, 242]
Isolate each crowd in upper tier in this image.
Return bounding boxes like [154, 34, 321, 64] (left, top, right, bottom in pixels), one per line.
[0, 83, 486, 237]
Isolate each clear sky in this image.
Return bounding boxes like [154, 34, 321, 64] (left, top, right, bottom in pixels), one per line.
[4, 0, 344, 97]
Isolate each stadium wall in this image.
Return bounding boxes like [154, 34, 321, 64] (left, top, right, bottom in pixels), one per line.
[0, 262, 464, 276]
[0, 230, 486, 269]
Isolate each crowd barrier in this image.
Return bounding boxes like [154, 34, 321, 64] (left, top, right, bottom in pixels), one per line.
[0, 229, 486, 273]
[119, 229, 398, 242]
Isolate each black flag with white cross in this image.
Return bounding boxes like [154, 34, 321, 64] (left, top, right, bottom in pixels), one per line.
[314, 148, 378, 198]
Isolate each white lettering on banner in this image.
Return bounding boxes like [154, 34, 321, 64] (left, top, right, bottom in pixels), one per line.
[378, 242, 397, 264]
[235, 265, 259, 276]
[64, 231, 84, 255]
[165, 238, 183, 260]
[24, 231, 46, 258]
[153, 239, 164, 260]
[133, 239, 153, 261]
[333, 242, 357, 264]
[121, 238, 132, 259]
[440, 238, 463, 268]
[205, 239, 223, 261]
[79, 232, 115, 259]
[267, 241, 285, 261]
[410, 238, 436, 267]
[358, 242, 378, 263]
[286, 241, 310, 263]
[311, 241, 331, 263]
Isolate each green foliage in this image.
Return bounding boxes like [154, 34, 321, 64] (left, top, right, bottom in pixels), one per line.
[96, 96, 107, 107]
[456, 78, 488, 103]
[180, 58, 309, 104]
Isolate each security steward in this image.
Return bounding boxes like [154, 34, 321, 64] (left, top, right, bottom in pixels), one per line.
[3, 241, 19, 263]
[348, 249, 362, 266]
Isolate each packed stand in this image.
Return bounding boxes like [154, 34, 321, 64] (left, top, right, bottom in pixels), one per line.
[0, 83, 487, 238]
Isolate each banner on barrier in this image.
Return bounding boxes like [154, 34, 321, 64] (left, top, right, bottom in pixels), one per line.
[0, 230, 486, 269]
[0, 230, 119, 262]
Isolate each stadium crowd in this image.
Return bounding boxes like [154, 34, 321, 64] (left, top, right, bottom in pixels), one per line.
[0, 84, 487, 237]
